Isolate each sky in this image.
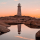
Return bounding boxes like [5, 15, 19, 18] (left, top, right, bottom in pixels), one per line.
[0, 0, 40, 18]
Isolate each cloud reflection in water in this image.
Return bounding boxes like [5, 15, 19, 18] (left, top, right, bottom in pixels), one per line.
[15, 36, 34, 40]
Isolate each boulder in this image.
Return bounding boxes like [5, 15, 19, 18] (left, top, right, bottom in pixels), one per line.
[36, 30, 40, 40]
[36, 30, 40, 37]
[0, 25, 10, 33]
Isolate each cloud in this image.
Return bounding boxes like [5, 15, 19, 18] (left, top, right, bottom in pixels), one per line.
[0, 2, 7, 4]
[15, 36, 34, 40]
[14, 0, 19, 1]
[33, 9, 40, 11]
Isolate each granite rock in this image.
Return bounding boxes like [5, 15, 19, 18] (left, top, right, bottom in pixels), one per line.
[0, 25, 10, 33]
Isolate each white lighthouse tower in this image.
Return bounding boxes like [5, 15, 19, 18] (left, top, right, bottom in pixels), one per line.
[17, 3, 21, 16]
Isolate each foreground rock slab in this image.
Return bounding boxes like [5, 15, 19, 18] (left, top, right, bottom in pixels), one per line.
[0, 25, 10, 33]
[36, 30, 40, 40]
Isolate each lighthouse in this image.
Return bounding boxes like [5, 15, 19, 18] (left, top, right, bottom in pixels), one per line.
[17, 3, 21, 16]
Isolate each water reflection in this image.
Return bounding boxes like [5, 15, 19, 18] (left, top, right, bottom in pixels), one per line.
[17, 24, 40, 40]
[0, 24, 40, 40]
[18, 24, 21, 34]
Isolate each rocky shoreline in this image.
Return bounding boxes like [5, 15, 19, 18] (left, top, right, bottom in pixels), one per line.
[0, 22, 10, 33]
[0, 16, 40, 33]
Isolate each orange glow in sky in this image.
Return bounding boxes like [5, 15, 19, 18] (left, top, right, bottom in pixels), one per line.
[0, 0, 40, 18]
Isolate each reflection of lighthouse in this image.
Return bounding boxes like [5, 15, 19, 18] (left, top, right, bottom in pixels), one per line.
[17, 3, 21, 16]
[18, 24, 21, 34]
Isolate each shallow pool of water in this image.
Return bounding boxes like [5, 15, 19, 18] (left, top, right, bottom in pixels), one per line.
[0, 24, 40, 40]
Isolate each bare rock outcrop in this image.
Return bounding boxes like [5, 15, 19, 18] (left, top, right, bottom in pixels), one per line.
[36, 30, 40, 40]
[0, 25, 10, 33]
[0, 21, 10, 27]
[24, 20, 32, 25]
[0, 16, 40, 29]
[30, 20, 40, 26]
[30, 20, 37, 25]
[25, 24, 38, 28]
[36, 30, 40, 37]
[0, 21, 10, 33]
